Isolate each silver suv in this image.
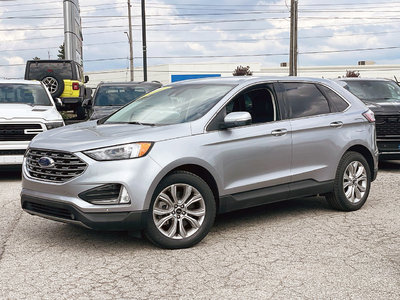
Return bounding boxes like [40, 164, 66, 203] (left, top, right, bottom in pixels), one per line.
[21, 77, 378, 249]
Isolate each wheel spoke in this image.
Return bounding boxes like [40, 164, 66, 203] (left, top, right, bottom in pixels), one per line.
[178, 219, 187, 238]
[156, 215, 173, 229]
[184, 215, 200, 229]
[186, 208, 205, 217]
[170, 185, 178, 203]
[343, 180, 351, 189]
[186, 194, 202, 208]
[357, 184, 366, 192]
[153, 207, 173, 216]
[181, 185, 193, 203]
[345, 185, 353, 199]
[159, 192, 174, 207]
[354, 186, 362, 200]
[167, 218, 178, 238]
[355, 164, 365, 178]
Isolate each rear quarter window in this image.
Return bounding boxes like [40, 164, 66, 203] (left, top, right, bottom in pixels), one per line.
[318, 85, 349, 112]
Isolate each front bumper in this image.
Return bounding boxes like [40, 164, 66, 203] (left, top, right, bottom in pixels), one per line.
[21, 194, 147, 231]
[377, 139, 400, 159]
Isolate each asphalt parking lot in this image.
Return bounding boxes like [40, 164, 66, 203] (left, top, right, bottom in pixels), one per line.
[0, 162, 399, 299]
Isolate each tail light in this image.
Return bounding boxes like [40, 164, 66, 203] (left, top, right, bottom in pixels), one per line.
[362, 109, 375, 123]
[72, 82, 80, 90]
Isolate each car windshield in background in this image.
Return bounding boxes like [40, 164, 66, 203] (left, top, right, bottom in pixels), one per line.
[343, 80, 400, 102]
[0, 84, 52, 106]
[27, 62, 73, 80]
[95, 86, 149, 106]
[104, 84, 235, 125]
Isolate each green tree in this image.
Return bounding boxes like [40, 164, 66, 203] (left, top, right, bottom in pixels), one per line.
[58, 43, 65, 59]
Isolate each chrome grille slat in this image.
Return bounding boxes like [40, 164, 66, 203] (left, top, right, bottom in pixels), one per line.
[0, 123, 43, 141]
[25, 149, 87, 183]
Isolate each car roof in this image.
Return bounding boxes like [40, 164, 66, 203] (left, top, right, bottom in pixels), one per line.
[0, 79, 42, 85]
[98, 81, 161, 87]
[169, 76, 336, 87]
[336, 78, 393, 82]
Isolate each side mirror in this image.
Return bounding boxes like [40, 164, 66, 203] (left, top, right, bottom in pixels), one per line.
[222, 112, 252, 129]
[84, 75, 89, 83]
[82, 98, 92, 108]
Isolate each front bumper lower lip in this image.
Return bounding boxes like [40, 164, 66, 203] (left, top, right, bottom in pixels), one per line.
[21, 195, 148, 231]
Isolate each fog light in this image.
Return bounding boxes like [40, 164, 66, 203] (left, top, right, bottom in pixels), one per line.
[119, 186, 131, 204]
[79, 184, 131, 205]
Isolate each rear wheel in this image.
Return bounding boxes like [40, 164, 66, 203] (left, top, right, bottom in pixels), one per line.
[326, 151, 371, 211]
[144, 171, 216, 249]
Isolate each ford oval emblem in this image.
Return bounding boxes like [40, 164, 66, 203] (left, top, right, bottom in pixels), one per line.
[38, 157, 55, 168]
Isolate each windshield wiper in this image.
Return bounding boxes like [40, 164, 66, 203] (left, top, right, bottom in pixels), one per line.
[128, 121, 156, 126]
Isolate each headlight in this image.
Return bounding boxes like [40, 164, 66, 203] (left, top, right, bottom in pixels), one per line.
[45, 121, 64, 130]
[83, 142, 153, 161]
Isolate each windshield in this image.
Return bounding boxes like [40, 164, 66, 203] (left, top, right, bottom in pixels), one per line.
[94, 85, 151, 106]
[0, 84, 52, 106]
[342, 80, 400, 102]
[104, 83, 235, 125]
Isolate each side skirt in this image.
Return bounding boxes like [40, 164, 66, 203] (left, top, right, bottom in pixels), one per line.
[218, 179, 334, 214]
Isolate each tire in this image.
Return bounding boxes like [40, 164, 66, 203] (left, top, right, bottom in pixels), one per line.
[144, 171, 216, 249]
[326, 151, 371, 211]
[40, 73, 64, 98]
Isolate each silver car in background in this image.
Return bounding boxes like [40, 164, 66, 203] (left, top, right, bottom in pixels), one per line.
[21, 77, 378, 248]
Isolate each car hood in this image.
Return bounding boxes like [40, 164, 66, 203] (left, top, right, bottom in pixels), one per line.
[90, 106, 121, 120]
[0, 104, 62, 121]
[362, 100, 400, 114]
[29, 120, 193, 152]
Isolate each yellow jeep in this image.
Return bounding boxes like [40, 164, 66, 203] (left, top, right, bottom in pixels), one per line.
[24, 60, 89, 119]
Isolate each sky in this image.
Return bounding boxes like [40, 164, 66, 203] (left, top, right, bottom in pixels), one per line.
[0, 0, 399, 79]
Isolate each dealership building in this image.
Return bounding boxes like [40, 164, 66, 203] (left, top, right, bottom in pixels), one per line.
[86, 61, 400, 88]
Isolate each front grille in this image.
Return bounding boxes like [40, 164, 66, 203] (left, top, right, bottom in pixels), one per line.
[0, 124, 43, 141]
[26, 148, 87, 183]
[23, 201, 74, 220]
[0, 149, 26, 156]
[375, 115, 400, 137]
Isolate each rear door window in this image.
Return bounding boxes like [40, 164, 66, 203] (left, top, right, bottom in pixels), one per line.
[281, 83, 331, 119]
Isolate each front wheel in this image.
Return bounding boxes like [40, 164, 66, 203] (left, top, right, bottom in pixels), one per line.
[144, 171, 216, 249]
[326, 151, 371, 211]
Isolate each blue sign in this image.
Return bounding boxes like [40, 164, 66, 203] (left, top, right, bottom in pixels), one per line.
[171, 74, 221, 83]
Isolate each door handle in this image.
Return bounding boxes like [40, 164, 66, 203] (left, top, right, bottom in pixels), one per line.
[271, 129, 288, 136]
[330, 121, 343, 128]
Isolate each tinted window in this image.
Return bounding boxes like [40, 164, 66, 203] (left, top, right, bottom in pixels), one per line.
[27, 62, 73, 80]
[318, 85, 349, 112]
[226, 88, 275, 124]
[0, 84, 52, 106]
[282, 83, 330, 118]
[94, 86, 150, 106]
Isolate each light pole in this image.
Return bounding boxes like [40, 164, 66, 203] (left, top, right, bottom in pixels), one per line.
[141, 0, 147, 81]
[289, 0, 298, 76]
[127, 0, 134, 81]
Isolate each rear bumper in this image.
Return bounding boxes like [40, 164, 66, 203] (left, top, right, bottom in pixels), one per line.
[21, 194, 148, 231]
[61, 97, 83, 104]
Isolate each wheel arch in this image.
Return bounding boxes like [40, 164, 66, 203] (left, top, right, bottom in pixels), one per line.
[345, 144, 376, 181]
[144, 159, 222, 212]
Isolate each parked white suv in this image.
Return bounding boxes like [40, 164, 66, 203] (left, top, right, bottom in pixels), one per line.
[0, 80, 64, 165]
